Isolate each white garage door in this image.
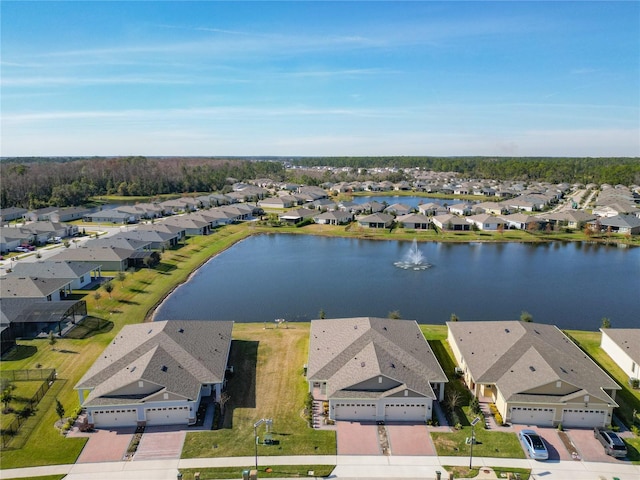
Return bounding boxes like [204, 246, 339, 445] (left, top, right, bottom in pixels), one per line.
[333, 402, 376, 421]
[562, 409, 606, 428]
[384, 403, 428, 422]
[510, 406, 554, 427]
[145, 406, 189, 426]
[92, 408, 138, 428]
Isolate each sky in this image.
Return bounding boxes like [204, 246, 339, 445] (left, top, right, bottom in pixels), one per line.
[1, 1, 639, 157]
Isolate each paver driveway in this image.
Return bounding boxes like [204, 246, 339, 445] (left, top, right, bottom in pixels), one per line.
[336, 421, 380, 455]
[512, 424, 571, 461]
[568, 428, 627, 464]
[75, 428, 135, 463]
[133, 425, 186, 461]
[386, 423, 435, 456]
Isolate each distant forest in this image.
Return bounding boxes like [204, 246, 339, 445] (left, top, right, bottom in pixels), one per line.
[0, 157, 284, 209]
[291, 157, 640, 186]
[1, 156, 639, 209]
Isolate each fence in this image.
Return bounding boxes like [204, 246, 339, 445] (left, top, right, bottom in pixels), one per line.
[1, 369, 57, 449]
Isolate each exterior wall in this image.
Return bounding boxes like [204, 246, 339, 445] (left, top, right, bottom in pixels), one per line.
[601, 332, 637, 380]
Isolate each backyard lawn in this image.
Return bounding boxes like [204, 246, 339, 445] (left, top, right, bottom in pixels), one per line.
[181, 323, 336, 458]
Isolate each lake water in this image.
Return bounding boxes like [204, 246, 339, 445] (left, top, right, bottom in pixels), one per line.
[154, 234, 639, 330]
[350, 195, 450, 208]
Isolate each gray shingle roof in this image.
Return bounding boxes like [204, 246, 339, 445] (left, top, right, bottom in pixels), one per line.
[76, 320, 233, 406]
[0, 276, 71, 298]
[601, 328, 640, 365]
[447, 321, 620, 404]
[308, 317, 447, 399]
[9, 261, 99, 280]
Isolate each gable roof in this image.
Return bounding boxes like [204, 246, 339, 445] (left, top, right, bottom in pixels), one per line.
[76, 320, 233, 406]
[600, 328, 640, 365]
[308, 317, 447, 399]
[9, 260, 99, 279]
[447, 321, 620, 405]
[0, 276, 72, 299]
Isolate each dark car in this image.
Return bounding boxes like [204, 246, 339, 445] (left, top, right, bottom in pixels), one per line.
[594, 427, 627, 458]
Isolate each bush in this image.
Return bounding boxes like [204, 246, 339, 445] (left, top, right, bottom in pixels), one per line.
[470, 396, 480, 414]
[630, 425, 639, 436]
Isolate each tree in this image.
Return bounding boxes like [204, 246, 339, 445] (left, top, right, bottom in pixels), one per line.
[520, 311, 533, 322]
[1, 387, 15, 413]
[450, 313, 459, 322]
[445, 390, 462, 413]
[388, 310, 401, 319]
[116, 271, 126, 286]
[48, 330, 57, 349]
[601, 317, 611, 329]
[55, 399, 65, 422]
[104, 281, 114, 299]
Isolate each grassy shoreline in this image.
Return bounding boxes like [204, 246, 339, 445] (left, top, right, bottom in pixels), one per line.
[0, 222, 636, 469]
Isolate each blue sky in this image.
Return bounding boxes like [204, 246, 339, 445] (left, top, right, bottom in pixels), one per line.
[1, 1, 639, 157]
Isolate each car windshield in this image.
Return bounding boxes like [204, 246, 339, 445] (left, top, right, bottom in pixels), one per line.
[529, 435, 545, 449]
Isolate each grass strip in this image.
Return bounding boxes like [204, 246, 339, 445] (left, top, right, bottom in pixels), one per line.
[178, 465, 335, 480]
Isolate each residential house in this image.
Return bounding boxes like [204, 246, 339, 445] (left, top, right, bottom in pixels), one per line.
[118, 229, 179, 249]
[417, 203, 446, 216]
[51, 246, 139, 271]
[473, 202, 508, 216]
[396, 213, 430, 230]
[600, 329, 640, 383]
[0, 227, 34, 253]
[8, 261, 101, 290]
[0, 297, 87, 338]
[258, 196, 296, 209]
[313, 211, 353, 226]
[75, 320, 233, 428]
[0, 207, 28, 223]
[162, 215, 211, 236]
[448, 203, 472, 216]
[307, 317, 447, 423]
[431, 214, 470, 231]
[500, 213, 540, 231]
[595, 214, 640, 235]
[465, 214, 506, 231]
[447, 321, 620, 428]
[357, 213, 394, 229]
[279, 208, 317, 225]
[85, 208, 140, 224]
[20, 221, 77, 243]
[0, 276, 73, 301]
[384, 203, 412, 216]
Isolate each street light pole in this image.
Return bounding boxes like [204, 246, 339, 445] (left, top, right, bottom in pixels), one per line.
[469, 416, 480, 469]
[254, 423, 258, 470]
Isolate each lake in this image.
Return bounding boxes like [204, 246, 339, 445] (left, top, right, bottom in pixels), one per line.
[154, 234, 639, 330]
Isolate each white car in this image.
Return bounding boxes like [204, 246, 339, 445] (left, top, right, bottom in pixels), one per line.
[519, 429, 549, 460]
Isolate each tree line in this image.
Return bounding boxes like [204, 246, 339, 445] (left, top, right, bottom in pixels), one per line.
[290, 157, 640, 186]
[0, 157, 285, 209]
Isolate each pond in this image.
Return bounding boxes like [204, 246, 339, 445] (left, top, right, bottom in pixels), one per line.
[154, 234, 639, 330]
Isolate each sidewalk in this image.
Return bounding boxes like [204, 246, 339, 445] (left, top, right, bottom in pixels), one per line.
[2, 455, 639, 480]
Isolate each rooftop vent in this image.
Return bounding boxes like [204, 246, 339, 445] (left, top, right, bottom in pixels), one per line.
[529, 366, 536, 372]
[361, 362, 366, 367]
[178, 328, 184, 333]
[505, 328, 510, 333]
[161, 365, 168, 372]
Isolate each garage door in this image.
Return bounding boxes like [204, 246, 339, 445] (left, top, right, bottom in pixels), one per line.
[145, 406, 189, 426]
[562, 409, 606, 428]
[92, 408, 138, 428]
[384, 403, 428, 422]
[333, 402, 376, 421]
[509, 407, 554, 426]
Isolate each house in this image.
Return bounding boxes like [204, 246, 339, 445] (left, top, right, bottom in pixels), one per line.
[258, 196, 296, 209]
[0, 276, 74, 301]
[19, 221, 77, 243]
[357, 213, 394, 229]
[600, 329, 640, 383]
[448, 203, 472, 216]
[0, 227, 33, 253]
[447, 321, 620, 428]
[307, 317, 447, 423]
[384, 203, 412, 216]
[465, 214, 506, 231]
[0, 207, 28, 223]
[8, 261, 102, 290]
[85, 208, 139, 224]
[500, 213, 540, 230]
[75, 320, 233, 428]
[279, 208, 317, 225]
[162, 215, 211, 236]
[51, 246, 139, 271]
[396, 213, 430, 230]
[431, 214, 470, 231]
[117, 229, 180, 249]
[595, 214, 640, 235]
[313, 211, 353, 226]
[418, 203, 446, 216]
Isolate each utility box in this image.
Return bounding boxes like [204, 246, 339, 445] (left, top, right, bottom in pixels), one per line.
[249, 469, 258, 480]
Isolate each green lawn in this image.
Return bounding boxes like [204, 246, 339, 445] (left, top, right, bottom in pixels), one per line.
[181, 324, 336, 458]
[179, 465, 335, 480]
[2, 476, 66, 480]
[432, 428, 525, 459]
[565, 330, 640, 427]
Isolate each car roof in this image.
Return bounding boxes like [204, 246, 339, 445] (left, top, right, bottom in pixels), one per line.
[521, 429, 538, 435]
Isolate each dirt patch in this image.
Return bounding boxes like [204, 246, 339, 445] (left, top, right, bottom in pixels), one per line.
[558, 430, 581, 460]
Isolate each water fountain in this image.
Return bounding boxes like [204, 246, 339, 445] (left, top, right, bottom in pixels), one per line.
[394, 239, 432, 270]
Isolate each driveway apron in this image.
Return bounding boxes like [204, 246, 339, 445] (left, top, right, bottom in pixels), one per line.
[336, 421, 380, 455]
[133, 426, 186, 461]
[75, 428, 135, 463]
[386, 423, 435, 456]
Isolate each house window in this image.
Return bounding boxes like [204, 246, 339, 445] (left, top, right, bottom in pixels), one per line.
[633, 362, 636, 373]
[138, 381, 144, 388]
[163, 393, 169, 400]
[378, 376, 383, 384]
[556, 381, 561, 388]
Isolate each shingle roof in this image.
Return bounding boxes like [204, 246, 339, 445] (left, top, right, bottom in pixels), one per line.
[0, 276, 72, 298]
[447, 321, 620, 404]
[308, 317, 447, 400]
[9, 261, 99, 279]
[76, 320, 233, 406]
[601, 328, 640, 365]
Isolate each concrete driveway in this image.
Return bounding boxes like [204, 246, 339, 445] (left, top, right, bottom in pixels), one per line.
[336, 421, 380, 455]
[386, 423, 435, 456]
[512, 424, 571, 461]
[75, 428, 135, 463]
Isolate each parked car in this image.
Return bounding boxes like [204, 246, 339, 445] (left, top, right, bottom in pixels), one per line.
[14, 246, 30, 252]
[519, 429, 549, 460]
[594, 427, 627, 458]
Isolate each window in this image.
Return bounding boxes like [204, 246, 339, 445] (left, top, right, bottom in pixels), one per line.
[138, 381, 144, 388]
